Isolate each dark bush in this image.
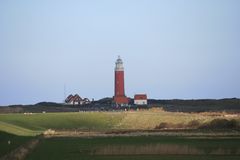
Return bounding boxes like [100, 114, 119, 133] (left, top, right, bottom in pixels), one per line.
[228, 119, 238, 128]
[155, 122, 170, 129]
[187, 120, 201, 128]
[200, 119, 238, 129]
[175, 123, 185, 128]
[155, 122, 185, 129]
[155, 119, 239, 130]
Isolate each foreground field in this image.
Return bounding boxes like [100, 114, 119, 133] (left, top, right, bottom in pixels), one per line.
[0, 110, 239, 159]
[26, 136, 240, 160]
[0, 132, 32, 158]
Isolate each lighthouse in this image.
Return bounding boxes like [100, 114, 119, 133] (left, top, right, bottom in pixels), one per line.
[113, 56, 129, 105]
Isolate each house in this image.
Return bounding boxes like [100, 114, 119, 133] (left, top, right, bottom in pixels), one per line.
[134, 94, 147, 105]
[83, 98, 91, 105]
[65, 94, 91, 105]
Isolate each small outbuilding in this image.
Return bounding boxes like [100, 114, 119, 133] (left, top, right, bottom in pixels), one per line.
[134, 94, 147, 105]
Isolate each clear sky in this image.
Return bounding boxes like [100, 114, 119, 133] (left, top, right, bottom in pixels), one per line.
[0, 0, 240, 105]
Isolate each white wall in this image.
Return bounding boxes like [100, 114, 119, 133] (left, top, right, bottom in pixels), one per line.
[134, 100, 147, 105]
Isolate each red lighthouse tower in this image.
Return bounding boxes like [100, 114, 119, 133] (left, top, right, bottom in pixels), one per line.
[113, 56, 129, 105]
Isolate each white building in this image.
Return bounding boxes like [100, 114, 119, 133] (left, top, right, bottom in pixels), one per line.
[134, 94, 147, 105]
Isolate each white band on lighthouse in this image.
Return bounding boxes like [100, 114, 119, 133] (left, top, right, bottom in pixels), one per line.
[115, 56, 124, 71]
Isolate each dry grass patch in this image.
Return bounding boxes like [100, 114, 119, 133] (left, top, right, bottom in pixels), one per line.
[117, 108, 216, 130]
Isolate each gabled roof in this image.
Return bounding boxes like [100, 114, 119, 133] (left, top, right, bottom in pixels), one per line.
[65, 94, 82, 103]
[83, 98, 90, 102]
[134, 94, 147, 100]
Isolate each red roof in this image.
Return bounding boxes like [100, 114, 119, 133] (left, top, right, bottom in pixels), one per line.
[134, 94, 147, 100]
[65, 94, 82, 103]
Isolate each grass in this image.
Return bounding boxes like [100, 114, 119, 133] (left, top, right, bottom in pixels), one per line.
[0, 110, 239, 136]
[0, 110, 239, 159]
[0, 131, 32, 157]
[26, 136, 240, 160]
[0, 112, 125, 136]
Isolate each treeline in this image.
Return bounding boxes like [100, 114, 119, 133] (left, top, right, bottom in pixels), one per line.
[148, 98, 240, 112]
[0, 98, 240, 113]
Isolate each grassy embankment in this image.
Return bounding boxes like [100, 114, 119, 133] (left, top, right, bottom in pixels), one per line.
[0, 109, 240, 136]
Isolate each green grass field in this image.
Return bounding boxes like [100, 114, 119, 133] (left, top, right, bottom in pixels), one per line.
[26, 136, 240, 160]
[0, 112, 125, 157]
[1, 109, 235, 136]
[0, 112, 125, 136]
[0, 131, 32, 157]
[0, 110, 239, 159]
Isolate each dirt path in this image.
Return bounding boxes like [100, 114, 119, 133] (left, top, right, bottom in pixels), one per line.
[43, 129, 240, 138]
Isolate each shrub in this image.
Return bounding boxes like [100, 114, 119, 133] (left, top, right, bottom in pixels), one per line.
[199, 119, 238, 129]
[187, 120, 201, 128]
[155, 122, 185, 129]
[155, 122, 170, 129]
[175, 123, 185, 128]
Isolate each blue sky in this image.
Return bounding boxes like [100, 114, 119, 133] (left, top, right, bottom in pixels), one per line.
[0, 0, 240, 105]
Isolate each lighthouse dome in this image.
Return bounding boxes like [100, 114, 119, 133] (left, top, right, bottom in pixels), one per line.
[115, 56, 124, 71]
